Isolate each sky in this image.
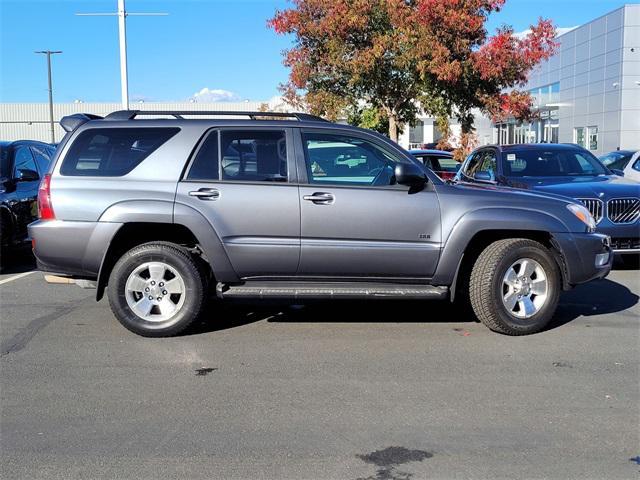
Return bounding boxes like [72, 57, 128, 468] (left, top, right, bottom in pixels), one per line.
[0, 0, 635, 103]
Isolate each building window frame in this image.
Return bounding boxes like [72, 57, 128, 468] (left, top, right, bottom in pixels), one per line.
[587, 126, 598, 151]
[574, 127, 586, 148]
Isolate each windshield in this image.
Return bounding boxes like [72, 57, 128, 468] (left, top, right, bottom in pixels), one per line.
[0, 146, 9, 178]
[599, 152, 628, 165]
[504, 149, 608, 177]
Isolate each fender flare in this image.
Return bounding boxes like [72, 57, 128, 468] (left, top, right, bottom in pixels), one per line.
[95, 200, 239, 301]
[432, 207, 570, 286]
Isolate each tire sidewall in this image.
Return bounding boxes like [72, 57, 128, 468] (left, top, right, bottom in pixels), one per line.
[108, 245, 204, 336]
[489, 244, 560, 334]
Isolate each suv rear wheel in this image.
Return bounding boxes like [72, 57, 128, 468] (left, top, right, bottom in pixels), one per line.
[107, 242, 207, 337]
[469, 238, 560, 335]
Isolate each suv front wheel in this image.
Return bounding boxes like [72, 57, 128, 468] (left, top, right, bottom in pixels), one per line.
[107, 242, 207, 337]
[469, 238, 560, 335]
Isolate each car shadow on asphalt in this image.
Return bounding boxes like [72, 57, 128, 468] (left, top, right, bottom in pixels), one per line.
[0, 246, 36, 275]
[185, 275, 638, 336]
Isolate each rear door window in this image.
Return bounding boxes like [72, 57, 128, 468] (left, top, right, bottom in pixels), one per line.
[60, 128, 179, 176]
[220, 130, 288, 182]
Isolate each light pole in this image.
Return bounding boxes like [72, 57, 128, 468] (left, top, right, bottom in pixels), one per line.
[76, 0, 167, 110]
[35, 50, 62, 144]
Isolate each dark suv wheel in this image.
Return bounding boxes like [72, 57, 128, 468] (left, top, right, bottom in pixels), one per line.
[107, 242, 207, 337]
[469, 238, 560, 335]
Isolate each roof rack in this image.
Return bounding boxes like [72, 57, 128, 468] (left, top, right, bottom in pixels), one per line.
[104, 110, 329, 122]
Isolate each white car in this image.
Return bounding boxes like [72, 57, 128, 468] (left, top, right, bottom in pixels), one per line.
[623, 151, 640, 182]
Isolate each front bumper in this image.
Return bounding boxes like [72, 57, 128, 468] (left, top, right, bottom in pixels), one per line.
[553, 232, 613, 287]
[595, 221, 639, 254]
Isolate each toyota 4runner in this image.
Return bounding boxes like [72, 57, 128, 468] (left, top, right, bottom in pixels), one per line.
[29, 110, 612, 336]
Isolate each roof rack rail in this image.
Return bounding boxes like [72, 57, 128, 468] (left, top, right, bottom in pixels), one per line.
[104, 110, 329, 123]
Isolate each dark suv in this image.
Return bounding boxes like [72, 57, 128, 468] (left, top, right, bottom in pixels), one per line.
[454, 144, 640, 255]
[1, 140, 55, 257]
[29, 111, 612, 337]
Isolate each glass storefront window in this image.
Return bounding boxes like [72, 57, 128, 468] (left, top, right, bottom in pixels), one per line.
[574, 127, 586, 148]
[588, 126, 598, 150]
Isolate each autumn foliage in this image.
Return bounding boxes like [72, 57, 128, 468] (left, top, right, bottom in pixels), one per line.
[269, 0, 557, 151]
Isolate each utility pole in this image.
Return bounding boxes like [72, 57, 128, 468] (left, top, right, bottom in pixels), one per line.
[76, 0, 167, 110]
[35, 50, 62, 144]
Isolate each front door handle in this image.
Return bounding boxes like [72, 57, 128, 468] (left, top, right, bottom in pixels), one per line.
[189, 188, 220, 200]
[303, 192, 335, 204]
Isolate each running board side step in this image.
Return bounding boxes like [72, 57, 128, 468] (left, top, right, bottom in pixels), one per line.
[216, 282, 448, 300]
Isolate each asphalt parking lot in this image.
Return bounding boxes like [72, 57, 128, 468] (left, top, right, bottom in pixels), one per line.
[1, 252, 639, 480]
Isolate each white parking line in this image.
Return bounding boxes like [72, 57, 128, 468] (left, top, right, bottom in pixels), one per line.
[0, 271, 35, 286]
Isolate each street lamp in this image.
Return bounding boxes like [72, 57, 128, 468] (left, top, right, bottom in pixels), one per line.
[76, 0, 167, 110]
[34, 50, 62, 144]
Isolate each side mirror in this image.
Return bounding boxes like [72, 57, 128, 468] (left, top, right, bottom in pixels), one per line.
[16, 169, 39, 182]
[611, 169, 624, 177]
[395, 163, 428, 190]
[474, 171, 495, 183]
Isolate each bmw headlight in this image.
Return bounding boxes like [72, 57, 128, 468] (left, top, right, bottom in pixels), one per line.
[567, 203, 597, 231]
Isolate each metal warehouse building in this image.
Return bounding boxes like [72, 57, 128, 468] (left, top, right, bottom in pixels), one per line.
[0, 102, 272, 144]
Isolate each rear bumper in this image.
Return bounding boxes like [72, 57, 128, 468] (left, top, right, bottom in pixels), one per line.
[28, 220, 122, 278]
[553, 232, 612, 286]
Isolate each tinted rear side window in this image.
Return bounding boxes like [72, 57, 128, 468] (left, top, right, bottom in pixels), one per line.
[186, 130, 219, 181]
[60, 128, 179, 176]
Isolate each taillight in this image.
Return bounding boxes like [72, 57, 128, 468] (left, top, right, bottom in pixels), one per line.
[37, 174, 55, 220]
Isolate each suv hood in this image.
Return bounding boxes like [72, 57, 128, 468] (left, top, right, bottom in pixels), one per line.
[505, 175, 640, 199]
[452, 181, 577, 205]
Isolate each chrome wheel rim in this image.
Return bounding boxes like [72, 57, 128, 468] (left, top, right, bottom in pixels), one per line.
[125, 262, 186, 322]
[501, 258, 548, 319]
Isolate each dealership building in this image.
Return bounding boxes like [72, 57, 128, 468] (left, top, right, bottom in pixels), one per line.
[1, 4, 639, 156]
[401, 3, 640, 155]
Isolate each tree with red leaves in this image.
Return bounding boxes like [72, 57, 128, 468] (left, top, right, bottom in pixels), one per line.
[269, 0, 556, 152]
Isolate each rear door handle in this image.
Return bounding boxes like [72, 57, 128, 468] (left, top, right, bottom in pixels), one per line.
[189, 188, 220, 200]
[302, 192, 335, 204]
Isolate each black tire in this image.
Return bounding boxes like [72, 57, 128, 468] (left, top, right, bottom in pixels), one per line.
[469, 238, 560, 335]
[107, 242, 208, 337]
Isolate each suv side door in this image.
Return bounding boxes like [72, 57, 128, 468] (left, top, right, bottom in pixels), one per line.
[175, 127, 300, 278]
[296, 128, 441, 278]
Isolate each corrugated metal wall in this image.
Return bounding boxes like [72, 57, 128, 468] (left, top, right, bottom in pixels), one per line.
[0, 102, 270, 143]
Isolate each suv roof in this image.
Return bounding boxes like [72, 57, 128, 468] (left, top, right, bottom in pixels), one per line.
[60, 110, 331, 133]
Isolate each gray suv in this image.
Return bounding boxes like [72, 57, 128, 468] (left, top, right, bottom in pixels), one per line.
[29, 110, 612, 337]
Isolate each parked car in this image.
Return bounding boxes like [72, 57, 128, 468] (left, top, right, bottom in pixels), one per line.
[409, 149, 460, 180]
[1, 140, 55, 258]
[599, 150, 638, 174]
[29, 111, 612, 337]
[622, 151, 640, 182]
[454, 144, 640, 256]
